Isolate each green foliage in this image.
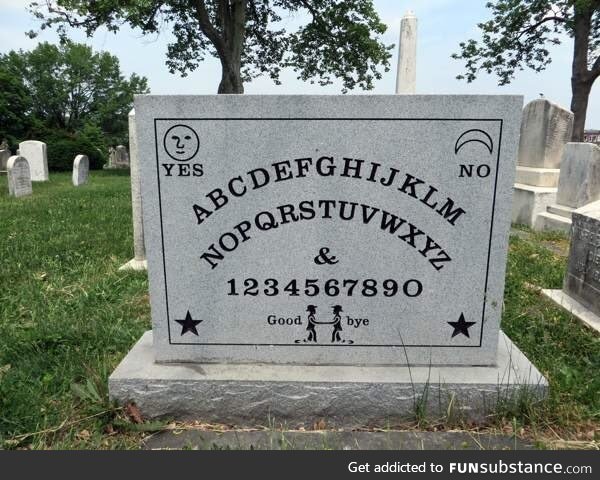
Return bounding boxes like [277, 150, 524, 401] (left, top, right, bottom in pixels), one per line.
[28, 1, 393, 93]
[0, 67, 32, 148]
[45, 132, 106, 171]
[1, 41, 148, 145]
[452, 0, 600, 85]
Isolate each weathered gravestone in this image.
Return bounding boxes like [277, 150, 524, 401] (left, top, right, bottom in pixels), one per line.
[115, 145, 129, 167]
[543, 200, 600, 333]
[109, 95, 547, 425]
[536, 143, 600, 233]
[0, 148, 10, 171]
[18, 140, 48, 181]
[7, 156, 32, 197]
[72, 154, 89, 186]
[105, 145, 130, 169]
[512, 99, 573, 227]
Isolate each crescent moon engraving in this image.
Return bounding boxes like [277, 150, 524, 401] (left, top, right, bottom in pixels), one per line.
[454, 129, 494, 155]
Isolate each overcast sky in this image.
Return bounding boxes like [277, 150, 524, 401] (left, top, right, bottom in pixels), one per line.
[1, 0, 598, 128]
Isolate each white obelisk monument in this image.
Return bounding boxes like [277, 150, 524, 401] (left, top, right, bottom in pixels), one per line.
[395, 11, 417, 94]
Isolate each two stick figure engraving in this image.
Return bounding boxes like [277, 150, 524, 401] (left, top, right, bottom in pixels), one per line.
[299, 305, 352, 344]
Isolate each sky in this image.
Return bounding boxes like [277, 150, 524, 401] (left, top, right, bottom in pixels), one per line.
[0, 0, 598, 128]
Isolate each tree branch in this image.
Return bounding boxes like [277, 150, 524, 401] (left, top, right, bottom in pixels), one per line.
[191, 0, 226, 56]
[516, 15, 567, 41]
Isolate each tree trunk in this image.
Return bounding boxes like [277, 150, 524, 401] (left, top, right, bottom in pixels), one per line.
[570, 79, 592, 142]
[569, 9, 592, 142]
[192, 0, 246, 94]
[217, 0, 246, 94]
[218, 59, 244, 93]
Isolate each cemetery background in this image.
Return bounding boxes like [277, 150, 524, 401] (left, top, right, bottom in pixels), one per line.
[0, 0, 599, 450]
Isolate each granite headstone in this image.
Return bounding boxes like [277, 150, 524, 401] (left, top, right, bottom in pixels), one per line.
[72, 154, 89, 186]
[7, 155, 32, 197]
[18, 140, 48, 181]
[136, 95, 522, 366]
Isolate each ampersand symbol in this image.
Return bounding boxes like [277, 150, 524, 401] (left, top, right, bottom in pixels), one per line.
[314, 247, 339, 265]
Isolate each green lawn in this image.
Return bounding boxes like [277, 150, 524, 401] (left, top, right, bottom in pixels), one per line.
[0, 171, 150, 449]
[0, 172, 598, 449]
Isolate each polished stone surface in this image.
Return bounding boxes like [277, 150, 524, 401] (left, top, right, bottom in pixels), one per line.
[135, 94, 522, 366]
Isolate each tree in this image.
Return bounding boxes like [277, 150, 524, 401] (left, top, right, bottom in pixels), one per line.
[0, 67, 33, 146]
[452, 0, 600, 141]
[1, 41, 149, 143]
[28, 1, 393, 94]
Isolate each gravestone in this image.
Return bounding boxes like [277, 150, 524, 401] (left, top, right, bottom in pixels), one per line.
[512, 99, 573, 227]
[7, 156, 32, 197]
[115, 145, 129, 167]
[72, 154, 89, 186]
[543, 200, 600, 333]
[119, 109, 147, 271]
[110, 95, 547, 425]
[18, 140, 48, 181]
[0, 148, 10, 171]
[105, 145, 130, 169]
[536, 143, 600, 233]
[556, 143, 600, 208]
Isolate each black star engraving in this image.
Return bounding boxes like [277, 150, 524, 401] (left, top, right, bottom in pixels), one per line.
[175, 311, 203, 336]
[448, 313, 476, 338]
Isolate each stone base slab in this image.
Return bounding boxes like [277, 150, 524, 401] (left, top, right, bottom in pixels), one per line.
[542, 289, 600, 334]
[512, 183, 557, 227]
[118, 258, 147, 271]
[515, 166, 560, 187]
[109, 331, 548, 427]
[534, 211, 572, 234]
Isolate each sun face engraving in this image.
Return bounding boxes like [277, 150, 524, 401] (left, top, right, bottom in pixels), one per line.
[163, 124, 200, 161]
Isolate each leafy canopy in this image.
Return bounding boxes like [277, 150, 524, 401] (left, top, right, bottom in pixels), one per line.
[452, 0, 600, 85]
[28, 0, 393, 92]
[1, 41, 149, 142]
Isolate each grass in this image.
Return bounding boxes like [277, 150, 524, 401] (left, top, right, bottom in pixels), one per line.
[498, 227, 599, 443]
[0, 173, 598, 449]
[0, 171, 151, 449]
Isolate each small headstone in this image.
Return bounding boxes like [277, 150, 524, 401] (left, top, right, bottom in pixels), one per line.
[72, 154, 89, 186]
[563, 204, 600, 316]
[115, 145, 129, 167]
[517, 99, 574, 169]
[7, 155, 32, 197]
[105, 145, 130, 169]
[556, 143, 600, 208]
[18, 140, 48, 181]
[0, 148, 11, 171]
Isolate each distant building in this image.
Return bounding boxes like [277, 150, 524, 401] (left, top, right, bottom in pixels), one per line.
[584, 130, 600, 144]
